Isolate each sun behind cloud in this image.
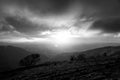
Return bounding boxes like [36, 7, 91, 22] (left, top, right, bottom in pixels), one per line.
[50, 30, 73, 45]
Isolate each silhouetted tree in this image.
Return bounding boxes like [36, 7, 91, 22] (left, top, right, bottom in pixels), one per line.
[70, 55, 76, 61]
[103, 52, 107, 57]
[19, 54, 40, 67]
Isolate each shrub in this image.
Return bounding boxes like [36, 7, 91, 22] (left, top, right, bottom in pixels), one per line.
[19, 54, 40, 67]
[70, 55, 76, 61]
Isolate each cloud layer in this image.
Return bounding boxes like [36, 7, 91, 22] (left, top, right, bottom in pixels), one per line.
[90, 18, 120, 34]
[0, 0, 120, 43]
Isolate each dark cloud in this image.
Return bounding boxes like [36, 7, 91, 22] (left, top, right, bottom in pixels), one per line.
[77, 0, 120, 19]
[0, 0, 120, 19]
[5, 17, 52, 35]
[0, 0, 120, 37]
[23, 0, 120, 17]
[1, 0, 119, 16]
[90, 18, 120, 34]
[0, 19, 15, 32]
[24, 0, 72, 14]
[0, 0, 73, 15]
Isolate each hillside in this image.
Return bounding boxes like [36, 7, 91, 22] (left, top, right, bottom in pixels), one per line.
[78, 46, 120, 57]
[0, 46, 48, 72]
[52, 46, 120, 61]
[1, 46, 120, 80]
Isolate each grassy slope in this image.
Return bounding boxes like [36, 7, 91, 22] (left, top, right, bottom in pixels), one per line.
[1, 46, 120, 80]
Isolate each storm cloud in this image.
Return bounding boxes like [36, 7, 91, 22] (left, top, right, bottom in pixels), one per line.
[5, 17, 54, 35]
[0, 0, 73, 15]
[0, 0, 120, 42]
[90, 18, 120, 34]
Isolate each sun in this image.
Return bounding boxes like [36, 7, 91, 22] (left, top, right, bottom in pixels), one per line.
[50, 30, 73, 45]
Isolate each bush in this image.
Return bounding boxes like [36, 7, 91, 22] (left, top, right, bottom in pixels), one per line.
[70, 55, 76, 61]
[19, 54, 40, 67]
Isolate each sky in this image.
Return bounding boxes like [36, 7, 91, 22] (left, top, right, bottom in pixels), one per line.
[0, 0, 120, 47]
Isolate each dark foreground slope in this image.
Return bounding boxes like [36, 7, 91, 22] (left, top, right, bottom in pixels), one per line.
[2, 55, 120, 80]
[1, 46, 120, 80]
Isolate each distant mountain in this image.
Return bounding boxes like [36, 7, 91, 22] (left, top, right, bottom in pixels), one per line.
[0, 45, 48, 72]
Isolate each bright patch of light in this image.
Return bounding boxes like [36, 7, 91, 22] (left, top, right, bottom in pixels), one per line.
[39, 28, 101, 47]
[50, 30, 73, 45]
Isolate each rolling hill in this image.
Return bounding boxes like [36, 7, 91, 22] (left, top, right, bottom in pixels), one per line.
[1, 45, 120, 80]
[0, 45, 48, 72]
